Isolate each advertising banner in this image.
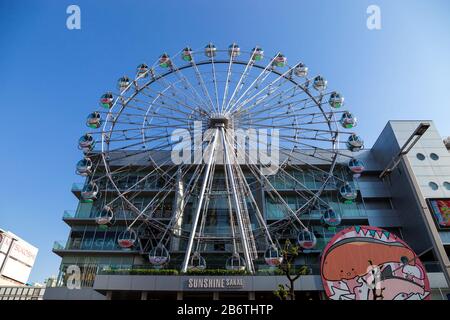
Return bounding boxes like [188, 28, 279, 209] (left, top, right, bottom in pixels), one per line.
[427, 199, 450, 229]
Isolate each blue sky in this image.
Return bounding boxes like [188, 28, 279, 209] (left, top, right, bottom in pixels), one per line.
[1, 0, 449, 283]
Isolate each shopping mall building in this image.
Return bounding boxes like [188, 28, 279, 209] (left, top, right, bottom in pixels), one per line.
[44, 120, 450, 300]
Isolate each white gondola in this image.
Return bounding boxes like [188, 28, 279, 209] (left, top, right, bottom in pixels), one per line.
[228, 43, 240, 58]
[346, 133, 364, 152]
[205, 43, 217, 58]
[348, 158, 365, 175]
[294, 63, 308, 77]
[136, 63, 149, 77]
[81, 182, 98, 201]
[329, 92, 344, 108]
[159, 53, 171, 68]
[117, 229, 137, 249]
[96, 206, 114, 225]
[313, 75, 327, 91]
[321, 208, 342, 227]
[182, 47, 193, 61]
[86, 112, 102, 129]
[339, 183, 357, 203]
[76, 158, 92, 176]
[99, 92, 114, 109]
[298, 229, 317, 249]
[225, 254, 246, 271]
[117, 76, 130, 91]
[251, 47, 264, 61]
[340, 111, 357, 129]
[272, 53, 287, 67]
[264, 245, 283, 266]
[149, 244, 170, 266]
[78, 134, 95, 152]
[188, 252, 206, 271]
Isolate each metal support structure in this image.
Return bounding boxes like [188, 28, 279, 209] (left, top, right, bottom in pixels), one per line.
[220, 127, 255, 274]
[181, 128, 219, 273]
[379, 122, 430, 179]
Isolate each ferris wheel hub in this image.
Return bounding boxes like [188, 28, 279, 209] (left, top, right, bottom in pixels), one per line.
[209, 112, 232, 128]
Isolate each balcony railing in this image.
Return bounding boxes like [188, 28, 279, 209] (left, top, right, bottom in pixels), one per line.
[96, 264, 321, 276]
[53, 239, 137, 252]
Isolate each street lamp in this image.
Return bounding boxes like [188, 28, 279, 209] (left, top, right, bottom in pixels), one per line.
[379, 122, 430, 179]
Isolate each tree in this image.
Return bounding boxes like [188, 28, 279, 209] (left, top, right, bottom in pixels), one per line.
[273, 239, 309, 300]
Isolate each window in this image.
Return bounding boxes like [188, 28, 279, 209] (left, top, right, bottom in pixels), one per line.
[429, 182, 439, 190]
[430, 153, 439, 161]
[443, 182, 450, 190]
[416, 153, 425, 161]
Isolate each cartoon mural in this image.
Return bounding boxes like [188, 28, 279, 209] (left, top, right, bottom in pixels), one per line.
[428, 199, 450, 229]
[320, 226, 431, 300]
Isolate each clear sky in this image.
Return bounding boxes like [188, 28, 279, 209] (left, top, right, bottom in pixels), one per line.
[1, 0, 449, 284]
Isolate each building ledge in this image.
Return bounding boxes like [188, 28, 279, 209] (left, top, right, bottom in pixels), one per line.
[93, 274, 323, 293]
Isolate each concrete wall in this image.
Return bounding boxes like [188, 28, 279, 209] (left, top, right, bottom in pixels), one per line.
[93, 275, 323, 292]
[372, 121, 435, 253]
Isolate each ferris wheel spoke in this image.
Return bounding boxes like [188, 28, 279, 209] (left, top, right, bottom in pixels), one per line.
[149, 69, 209, 114]
[140, 82, 204, 115]
[227, 53, 281, 113]
[190, 54, 217, 113]
[170, 59, 216, 114]
[124, 160, 204, 232]
[232, 68, 298, 113]
[236, 95, 320, 120]
[223, 51, 256, 114]
[242, 135, 342, 180]
[233, 78, 309, 116]
[139, 86, 204, 117]
[210, 54, 221, 112]
[223, 130, 275, 246]
[229, 131, 308, 229]
[220, 50, 236, 113]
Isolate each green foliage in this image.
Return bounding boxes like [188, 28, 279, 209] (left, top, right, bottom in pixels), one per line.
[274, 284, 289, 300]
[272, 239, 310, 300]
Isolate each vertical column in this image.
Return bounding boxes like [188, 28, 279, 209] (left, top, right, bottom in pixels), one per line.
[141, 291, 148, 300]
[106, 291, 113, 300]
[177, 291, 183, 300]
[171, 168, 185, 251]
[181, 129, 219, 273]
[213, 292, 219, 300]
[248, 291, 255, 300]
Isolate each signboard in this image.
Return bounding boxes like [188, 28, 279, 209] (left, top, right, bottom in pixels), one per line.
[320, 226, 431, 300]
[185, 277, 245, 290]
[2, 258, 33, 284]
[0, 232, 12, 254]
[427, 198, 450, 230]
[9, 240, 38, 267]
[0, 231, 38, 284]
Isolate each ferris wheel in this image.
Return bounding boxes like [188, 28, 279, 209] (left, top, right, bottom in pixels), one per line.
[76, 43, 365, 273]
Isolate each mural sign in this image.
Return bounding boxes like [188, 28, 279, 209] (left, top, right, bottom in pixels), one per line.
[320, 226, 431, 300]
[427, 199, 450, 229]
